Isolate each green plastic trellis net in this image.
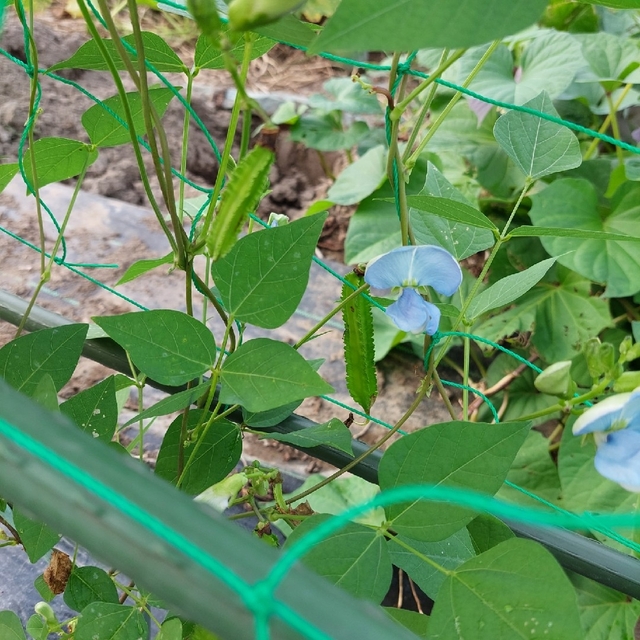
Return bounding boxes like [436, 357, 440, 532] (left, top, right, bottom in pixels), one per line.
[2, 1, 640, 638]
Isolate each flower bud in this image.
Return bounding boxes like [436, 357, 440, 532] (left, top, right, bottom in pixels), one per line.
[228, 0, 307, 31]
[534, 361, 573, 397]
[34, 602, 57, 626]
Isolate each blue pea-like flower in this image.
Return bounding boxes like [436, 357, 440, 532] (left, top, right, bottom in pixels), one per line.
[573, 388, 640, 491]
[364, 245, 462, 335]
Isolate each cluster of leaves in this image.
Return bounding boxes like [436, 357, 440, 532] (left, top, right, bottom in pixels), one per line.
[2, 0, 640, 639]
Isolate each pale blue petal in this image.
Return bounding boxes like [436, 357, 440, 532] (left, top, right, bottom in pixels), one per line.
[620, 387, 640, 431]
[572, 393, 630, 435]
[364, 245, 462, 296]
[386, 289, 441, 335]
[407, 245, 462, 296]
[594, 429, 640, 491]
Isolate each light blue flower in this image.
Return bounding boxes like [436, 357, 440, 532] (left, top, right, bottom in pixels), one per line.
[364, 245, 462, 335]
[573, 388, 640, 491]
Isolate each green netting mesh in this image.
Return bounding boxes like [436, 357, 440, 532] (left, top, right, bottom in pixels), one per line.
[1, 2, 640, 638]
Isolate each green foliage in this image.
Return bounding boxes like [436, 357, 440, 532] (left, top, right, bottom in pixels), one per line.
[0, 163, 18, 193]
[219, 338, 333, 411]
[211, 213, 327, 328]
[428, 539, 584, 639]
[22, 138, 98, 188]
[0, 611, 26, 640]
[82, 87, 177, 147]
[94, 310, 218, 387]
[12, 510, 60, 563]
[64, 567, 119, 612]
[405, 195, 497, 231]
[74, 603, 148, 640]
[262, 418, 354, 455]
[206, 145, 274, 260]
[326, 145, 386, 205]
[378, 420, 529, 541]
[0, 325, 87, 397]
[341, 272, 377, 413]
[311, 0, 548, 52]
[194, 31, 275, 69]
[287, 514, 393, 602]
[155, 410, 241, 494]
[116, 253, 173, 286]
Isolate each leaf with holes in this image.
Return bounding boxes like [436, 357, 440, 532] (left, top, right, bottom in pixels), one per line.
[93, 310, 217, 387]
[529, 179, 640, 297]
[155, 410, 241, 495]
[212, 214, 327, 329]
[310, 0, 548, 53]
[22, 138, 98, 188]
[286, 514, 392, 603]
[494, 92, 582, 180]
[342, 272, 377, 413]
[82, 87, 177, 147]
[60, 376, 118, 442]
[428, 538, 583, 640]
[219, 338, 333, 412]
[0, 325, 88, 397]
[378, 420, 529, 541]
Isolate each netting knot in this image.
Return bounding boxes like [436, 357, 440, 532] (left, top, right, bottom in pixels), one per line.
[243, 580, 275, 621]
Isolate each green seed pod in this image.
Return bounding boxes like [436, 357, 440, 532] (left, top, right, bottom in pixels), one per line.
[34, 602, 58, 627]
[187, 0, 222, 42]
[534, 361, 573, 398]
[228, 0, 307, 31]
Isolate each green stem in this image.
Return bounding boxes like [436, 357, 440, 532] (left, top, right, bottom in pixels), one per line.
[390, 49, 465, 120]
[606, 93, 625, 166]
[462, 336, 470, 421]
[285, 377, 430, 505]
[178, 72, 195, 224]
[239, 105, 253, 161]
[406, 40, 500, 170]
[293, 283, 369, 349]
[584, 83, 632, 160]
[434, 179, 532, 368]
[434, 371, 457, 420]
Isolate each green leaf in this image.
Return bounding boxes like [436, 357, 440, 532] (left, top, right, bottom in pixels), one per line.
[509, 226, 640, 242]
[342, 272, 377, 413]
[459, 32, 584, 105]
[410, 163, 494, 261]
[262, 418, 354, 455]
[307, 77, 382, 115]
[387, 529, 476, 600]
[345, 160, 428, 264]
[286, 514, 392, 602]
[75, 603, 148, 640]
[290, 115, 369, 152]
[211, 213, 327, 329]
[578, 0, 640, 6]
[60, 376, 117, 442]
[93, 310, 218, 387]
[116, 253, 173, 286]
[404, 196, 498, 231]
[207, 145, 274, 260]
[242, 400, 302, 428]
[529, 179, 640, 297]
[219, 338, 334, 412]
[123, 381, 210, 427]
[494, 92, 582, 180]
[157, 618, 183, 640]
[428, 538, 583, 640]
[558, 416, 634, 514]
[327, 145, 386, 205]
[49, 32, 185, 72]
[82, 87, 177, 147]
[467, 514, 515, 554]
[467, 257, 556, 320]
[497, 430, 561, 507]
[0, 611, 27, 640]
[254, 13, 317, 47]
[378, 420, 530, 541]
[286, 474, 384, 527]
[26, 614, 47, 640]
[570, 573, 640, 640]
[22, 138, 98, 188]
[474, 268, 611, 363]
[155, 410, 241, 495]
[12, 511, 60, 563]
[34, 575, 56, 602]
[310, 0, 548, 53]
[194, 31, 275, 69]
[577, 32, 640, 88]
[0, 325, 88, 397]
[0, 163, 19, 194]
[64, 566, 119, 612]
[31, 373, 59, 412]
[382, 609, 429, 639]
